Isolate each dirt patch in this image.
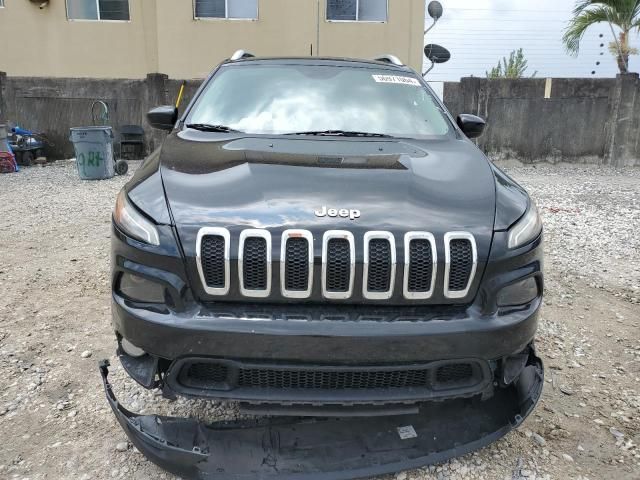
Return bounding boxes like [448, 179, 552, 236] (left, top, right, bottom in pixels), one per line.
[0, 161, 639, 479]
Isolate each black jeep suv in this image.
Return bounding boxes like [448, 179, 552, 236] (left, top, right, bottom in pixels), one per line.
[102, 52, 544, 480]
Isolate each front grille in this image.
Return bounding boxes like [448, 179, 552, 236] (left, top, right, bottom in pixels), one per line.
[326, 238, 352, 293]
[408, 239, 433, 292]
[196, 228, 477, 301]
[367, 239, 392, 292]
[363, 232, 396, 299]
[243, 237, 268, 290]
[238, 229, 271, 297]
[448, 239, 473, 291]
[285, 238, 309, 291]
[201, 235, 225, 288]
[178, 360, 481, 393]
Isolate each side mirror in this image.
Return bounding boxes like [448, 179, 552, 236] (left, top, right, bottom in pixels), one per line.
[456, 114, 486, 139]
[147, 105, 178, 131]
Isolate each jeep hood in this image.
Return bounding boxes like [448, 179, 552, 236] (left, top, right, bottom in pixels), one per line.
[159, 132, 496, 241]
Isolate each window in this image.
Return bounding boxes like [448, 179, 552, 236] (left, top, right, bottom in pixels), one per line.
[0, 0, 4, 7]
[187, 65, 450, 138]
[194, 0, 258, 19]
[327, 0, 387, 21]
[67, 0, 130, 21]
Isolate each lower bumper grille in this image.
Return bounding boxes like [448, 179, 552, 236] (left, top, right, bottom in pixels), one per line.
[174, 358, 489, 402]
[237, 367, 432, 390]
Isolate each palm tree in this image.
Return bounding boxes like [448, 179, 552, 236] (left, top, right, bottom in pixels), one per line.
[563, 0, 640, 74]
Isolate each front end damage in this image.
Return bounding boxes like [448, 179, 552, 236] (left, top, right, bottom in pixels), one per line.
[99, 348, 543, 480]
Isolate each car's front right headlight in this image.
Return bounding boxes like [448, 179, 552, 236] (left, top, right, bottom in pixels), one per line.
[507, 202, 542, 249]
[113, 190, 160, 246]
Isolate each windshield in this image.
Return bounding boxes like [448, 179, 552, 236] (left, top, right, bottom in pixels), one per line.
[187, 64, 451, 138]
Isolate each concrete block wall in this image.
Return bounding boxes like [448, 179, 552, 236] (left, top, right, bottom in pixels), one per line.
[0, 73, 204, 159]
[443, 74, 639, 167]
[0, 72, 638, 166]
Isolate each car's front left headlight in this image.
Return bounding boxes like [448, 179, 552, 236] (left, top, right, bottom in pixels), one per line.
[113, 190, 160, 246]
[507, 202, 542, 249]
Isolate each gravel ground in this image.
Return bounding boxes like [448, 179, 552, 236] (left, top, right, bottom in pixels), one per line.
[0, 160, 639, 480]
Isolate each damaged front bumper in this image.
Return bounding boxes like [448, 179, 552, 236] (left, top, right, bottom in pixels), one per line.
[99, 349, 543, 480]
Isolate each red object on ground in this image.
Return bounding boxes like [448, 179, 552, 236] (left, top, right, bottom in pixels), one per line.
[0, 151, 17, 173]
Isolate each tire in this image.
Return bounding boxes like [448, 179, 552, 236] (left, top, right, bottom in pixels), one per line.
[115, 160, 129, 176]
[21, 151, 34, 166]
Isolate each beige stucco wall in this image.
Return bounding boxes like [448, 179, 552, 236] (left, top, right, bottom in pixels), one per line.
[317, 0, 425, 72]
[0, 0, 157, 78]
[156, 0, 318, 79]
[0, 0, 425, 79]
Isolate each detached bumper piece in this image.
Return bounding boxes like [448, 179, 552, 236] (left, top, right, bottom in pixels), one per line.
[99, 349, 543, 480]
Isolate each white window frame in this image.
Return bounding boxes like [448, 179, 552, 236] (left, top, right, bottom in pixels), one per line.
[193, 0, 259, 21]
[326, 0, 388, 23]
[66, 0, 131, 22]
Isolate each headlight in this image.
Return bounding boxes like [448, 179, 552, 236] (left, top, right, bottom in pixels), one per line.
[507, 202, 542, 249]
[113, 190, 160, 245]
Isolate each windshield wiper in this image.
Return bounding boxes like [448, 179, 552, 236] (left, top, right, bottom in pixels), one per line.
[284, 130, 393, 138]
[185, 123, 239, 133]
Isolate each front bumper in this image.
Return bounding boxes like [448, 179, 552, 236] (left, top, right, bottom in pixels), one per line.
[113, 295, 540, 364]
[101, 348, 543, 480]
[114, 294, 540, 405]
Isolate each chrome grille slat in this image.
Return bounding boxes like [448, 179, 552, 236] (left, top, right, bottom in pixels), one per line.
[281, 230, 313, 299]
[363, 231, 396, 300]
[326, 239, 351, 291]
[196, 228, 478, 301]
[196, 227, 230, 296]
[403, 232, 437, 299]
[238, 229, 272, 298]
[322, 230, 355, 299]
[443, 232, 477, 299]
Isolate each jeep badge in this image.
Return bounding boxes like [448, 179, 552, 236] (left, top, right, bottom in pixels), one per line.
[314, 206, 361, 220]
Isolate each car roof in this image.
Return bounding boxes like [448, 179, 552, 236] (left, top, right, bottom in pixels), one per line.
[222, 56, 415, 73]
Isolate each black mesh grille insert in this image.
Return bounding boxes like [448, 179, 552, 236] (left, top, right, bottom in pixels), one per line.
[326, 238, 351, 292]
[285, 237, 309, 291]
[436, 363, 474, 385]
[237, 368, 430, 390]
[408, 239, 433, 292]
[183, 363, 229, 388]
[448, 239, 473, 291]
[243, 237, 267, 290]
[201, 235, 226, 288]
[367, 239, 392, 292]
[179, 361, 482, 393]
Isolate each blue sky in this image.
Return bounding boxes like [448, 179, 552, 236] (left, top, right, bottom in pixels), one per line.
[423, 0, 640, 81]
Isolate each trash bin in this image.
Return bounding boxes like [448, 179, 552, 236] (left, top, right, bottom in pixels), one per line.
[69, 126, 115, 180]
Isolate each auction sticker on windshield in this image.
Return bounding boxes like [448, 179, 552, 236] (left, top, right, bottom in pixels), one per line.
[372, 75, 421, 86]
